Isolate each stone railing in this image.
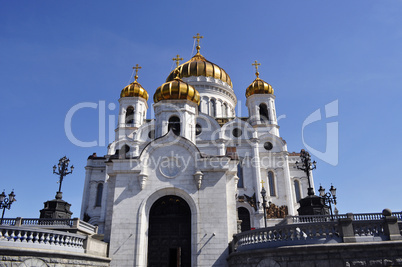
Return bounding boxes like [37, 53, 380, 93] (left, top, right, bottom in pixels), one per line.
[0, 224, 108, 258]
[278, 212, 402, 225]
[232, 221, 341, 252]
[0, 225, 85, 253]
[1, 217, 98, 235]
[231, 212, 402, 253]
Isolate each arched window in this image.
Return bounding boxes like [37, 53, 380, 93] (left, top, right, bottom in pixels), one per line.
[210, 99, 216, 117]
[168, 116, 181, 135]
[95, 183, 103, 207]
[237, 162, 244, 188]
[120, 144, 130, 158]
[259, 103, 269, 123]
[125, 106, 134, 124]
[238, 207, 251, 232]
[294, 180, 301, 201]
[222, 103, 228, 118]
[268, 171, 276, 196]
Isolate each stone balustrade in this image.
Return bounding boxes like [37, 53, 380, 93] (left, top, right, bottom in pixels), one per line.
[0, 222, 110, 266]
[1, 217, 98, 235]
[231, 212, 402, 253]
[232, 221, 341, 252]
[0, 225, 86, 253]
[280, 211, 402, 225]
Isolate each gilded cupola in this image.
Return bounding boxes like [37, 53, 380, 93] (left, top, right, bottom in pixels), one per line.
[245, 60, 274, 98]
[154, 70, 201, 105]
[165, 34, 232, 87]
[120, 64, 149, 100]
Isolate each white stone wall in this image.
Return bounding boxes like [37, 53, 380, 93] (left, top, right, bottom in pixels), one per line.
[183, 76, 237, 118]
[103, 133, 238, 266]
[246, 94, 279, 137]
[81, 158, 108, 234]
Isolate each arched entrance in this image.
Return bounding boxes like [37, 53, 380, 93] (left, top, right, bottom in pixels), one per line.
[148, 195, 191, 267]
[238, 207, 251, 232]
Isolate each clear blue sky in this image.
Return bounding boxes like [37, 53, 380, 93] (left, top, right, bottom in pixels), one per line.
[1, 0, 401, 218]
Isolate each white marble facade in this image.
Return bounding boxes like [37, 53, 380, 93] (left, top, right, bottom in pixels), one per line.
[80, 48, 311, 266]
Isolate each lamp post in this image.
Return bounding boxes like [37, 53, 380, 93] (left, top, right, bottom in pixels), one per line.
[0, 190, 16, 224]
[295, 149, 316, 196]
[260, 180, 268, 228]
[318, 185, 337, 219]
[53, 156, 74, 198]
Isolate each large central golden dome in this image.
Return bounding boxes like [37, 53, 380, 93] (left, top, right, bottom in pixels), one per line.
[165, 48, 232, 87]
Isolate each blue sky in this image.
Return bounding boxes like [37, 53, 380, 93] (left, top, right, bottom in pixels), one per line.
[1, 0, 401, 218]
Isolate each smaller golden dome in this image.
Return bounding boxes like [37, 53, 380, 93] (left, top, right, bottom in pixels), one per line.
[120, 79, 149, 100]
[154, 70, 200, 105]
[245, 71, 274, 98]
[120, 65, 149, 100]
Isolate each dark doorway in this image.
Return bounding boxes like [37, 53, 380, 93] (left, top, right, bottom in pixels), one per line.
[238, 207, 251, 232]
[148, 195, 191, 267]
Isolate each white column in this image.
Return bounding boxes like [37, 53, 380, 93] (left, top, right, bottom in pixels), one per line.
[216, 99, 223, 118]
[251, 138, 263, 209]
[118, 105, 125, 127]
[282, 154, 296, 215]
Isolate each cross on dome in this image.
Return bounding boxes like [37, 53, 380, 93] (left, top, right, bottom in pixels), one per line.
[172, 54, 183, 67]
[260, 179, 265, 187]
[193, 33, 204, 54]
[252, 60, 261, 78]
[132, 64, 142, 82]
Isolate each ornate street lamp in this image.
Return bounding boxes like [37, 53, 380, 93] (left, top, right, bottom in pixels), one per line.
[53, 156, 74, 194]
[0, 190, 16, 224]
[260, 184, 268, 228]
[295, 149, 316, 196]
[318, 184, 337, 219]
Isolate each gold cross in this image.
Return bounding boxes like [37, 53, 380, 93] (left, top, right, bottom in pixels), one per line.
[193, 33, 204, 47]
[252, 60, 261, 72]
[132, 64, 142, 81]
[260, 179, 265, 187]
[172, 54, 183, 67]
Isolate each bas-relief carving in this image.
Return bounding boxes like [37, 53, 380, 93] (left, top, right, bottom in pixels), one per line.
[159, 157, 184, 178]
[266, 203, 288, 219]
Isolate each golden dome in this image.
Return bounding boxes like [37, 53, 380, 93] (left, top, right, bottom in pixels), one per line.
[165, 47, 233, 87]
[154, 70, 200, 104]
[120, 65, 149, 100]
[120, 80, 149, 100]
[245, 71, 274, 97]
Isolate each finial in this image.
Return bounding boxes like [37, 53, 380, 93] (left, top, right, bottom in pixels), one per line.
[193, 33, 204, 54]
[252, 60, 261, 79]
[132, 64, 142, 82]
[260, 179, 265, 187]
[172, 54, 183, 67]
[174, 69, 181, 80]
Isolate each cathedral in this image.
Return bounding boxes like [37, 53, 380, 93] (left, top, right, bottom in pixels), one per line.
[80, 34, 312, 266]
